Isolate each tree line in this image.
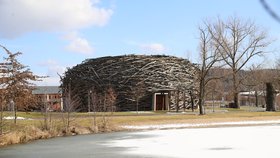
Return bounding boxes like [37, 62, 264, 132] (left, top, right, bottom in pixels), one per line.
[197, 15, 277, 114]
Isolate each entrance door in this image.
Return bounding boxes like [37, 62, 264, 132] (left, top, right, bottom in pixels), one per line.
[156, 94, 166, 110]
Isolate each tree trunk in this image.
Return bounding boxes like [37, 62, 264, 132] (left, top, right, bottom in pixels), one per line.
[233, 92, 239, 109]
[67, 111, 70, 131]
[168, 93, 171, 112]
[91, 93, 97, 133]
[183, 91, 186, 112]
[88, 90, 91, 112]
[255, 90, 258, 107]
[198, 98, 204, 115]
[212, 91, 215, 112]
[198, 80, 205, 115]
[190, 91, 196, 113]
[232, 70, 240, 109]
[67, 83, 71, 131]
[44, 103, 48, 130]
[11, 100, 17, 124]
[266, 82, 276, 111]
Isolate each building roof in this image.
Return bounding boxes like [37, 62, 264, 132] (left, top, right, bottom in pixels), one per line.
[32, 86, 61, 95]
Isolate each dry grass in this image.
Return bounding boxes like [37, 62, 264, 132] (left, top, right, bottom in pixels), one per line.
[109, 111, 280, 127]
[0, 126, 51, 146]
[1, 110, 280, 147]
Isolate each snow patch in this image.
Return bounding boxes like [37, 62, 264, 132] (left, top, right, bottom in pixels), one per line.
[3, 116, 33, 120]
[110, 125, 280, 158]
[122, 120, 280, 130]
[129, 111, 154, 114]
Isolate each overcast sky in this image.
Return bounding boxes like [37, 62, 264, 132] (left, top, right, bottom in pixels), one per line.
[0, 0, 279, 86]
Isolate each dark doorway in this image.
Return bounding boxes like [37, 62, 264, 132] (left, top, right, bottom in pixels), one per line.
[156, 94, 167, 110]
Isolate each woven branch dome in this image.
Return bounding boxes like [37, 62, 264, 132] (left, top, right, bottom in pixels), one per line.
[61, 54, 199, 111]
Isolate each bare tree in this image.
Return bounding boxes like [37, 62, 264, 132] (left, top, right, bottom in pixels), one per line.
[89, 88, 98, 132]
[89, 85, 117, 132]
[40, 87, 52, 130]
[101, 86, 117, 131]
[62, 83, 81, 132]
[241, 64, 267, 107]
[130, 81, 146, 114]
[105, 86, 117, 113]
[206, 16, 272, 108]
[197, 25, 223, 115]
[205, 76, 224, 112]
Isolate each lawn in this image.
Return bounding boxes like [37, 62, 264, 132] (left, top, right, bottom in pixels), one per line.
[1, 107, 280, 147]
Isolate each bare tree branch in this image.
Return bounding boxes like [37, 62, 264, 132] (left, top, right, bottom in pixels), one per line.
[206, 16, 272, 108]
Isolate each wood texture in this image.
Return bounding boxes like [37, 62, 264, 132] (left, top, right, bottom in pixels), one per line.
[61, 55, 199, 111]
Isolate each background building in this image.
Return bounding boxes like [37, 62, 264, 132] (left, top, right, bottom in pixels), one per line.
[32, 86, 62, 111]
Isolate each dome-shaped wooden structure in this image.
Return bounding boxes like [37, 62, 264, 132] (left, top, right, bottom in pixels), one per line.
[61, 55, 198, 111]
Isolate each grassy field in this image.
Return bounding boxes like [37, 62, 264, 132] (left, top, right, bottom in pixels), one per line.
[1, 107, 280, 147]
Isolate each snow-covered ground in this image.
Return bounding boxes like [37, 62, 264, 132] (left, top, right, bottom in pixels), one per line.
[3, 116, 32, 120]
[111, 125, 280, 158]
[122, 119, 280, 130]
